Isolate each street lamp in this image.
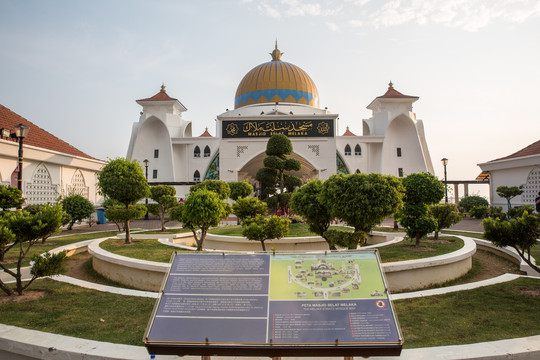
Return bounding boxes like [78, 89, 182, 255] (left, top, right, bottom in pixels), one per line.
[441, 158, 448, 203]
[14, 124, 29, 208]
[143, 159, 149, 220]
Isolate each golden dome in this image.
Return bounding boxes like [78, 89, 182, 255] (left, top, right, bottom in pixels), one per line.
[234, 43, 319, 109]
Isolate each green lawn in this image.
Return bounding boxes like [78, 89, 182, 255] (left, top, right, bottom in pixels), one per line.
[3, 231, 119, 268]
[395, 277, 540, 348]
[209, 223, 352, 237]
[0, 277, 537, 348]
[137, 228, 192, 235]
[0, 278, 153, 345]
[377, 236, 464, 263]
[99, 238, 191, 263]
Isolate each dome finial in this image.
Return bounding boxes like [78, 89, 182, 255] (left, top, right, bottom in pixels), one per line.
[388, 81, 394, 89]
[160, 83, 166, 93]
[270, 40, 283, 61]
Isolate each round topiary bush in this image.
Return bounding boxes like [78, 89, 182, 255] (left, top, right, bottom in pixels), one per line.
[459, 195, 489, 214]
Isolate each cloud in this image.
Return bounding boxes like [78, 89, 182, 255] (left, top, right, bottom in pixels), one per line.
[246, 0, 540, 32]
[326, 22, 340, 32]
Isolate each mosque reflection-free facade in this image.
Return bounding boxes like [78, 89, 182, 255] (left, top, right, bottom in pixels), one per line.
[127, 44, 434, 198]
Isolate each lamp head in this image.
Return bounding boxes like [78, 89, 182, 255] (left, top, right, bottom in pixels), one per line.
[441, 158, 448, 166]
[143, 159, 149, 167]
[14, 124, 29, 139]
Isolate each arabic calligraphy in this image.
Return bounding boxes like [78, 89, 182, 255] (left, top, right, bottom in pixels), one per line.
[222, 120, 334, 138]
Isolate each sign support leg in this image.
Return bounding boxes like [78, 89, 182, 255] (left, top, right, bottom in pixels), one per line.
[201, 356, 211, 360]
[344, 357, 354, 360]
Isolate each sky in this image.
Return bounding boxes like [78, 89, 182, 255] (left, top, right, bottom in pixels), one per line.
[1, 0, 539, 199]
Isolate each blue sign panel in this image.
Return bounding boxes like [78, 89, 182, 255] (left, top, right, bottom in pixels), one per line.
[145, 251, 402, 357]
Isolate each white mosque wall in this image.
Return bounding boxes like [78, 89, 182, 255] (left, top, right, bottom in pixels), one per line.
[381, 114, 430, 177]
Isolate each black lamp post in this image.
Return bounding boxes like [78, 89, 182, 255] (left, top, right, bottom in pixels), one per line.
[441, 158, 448, 203]
[14, 124, 29, 208]
[143, 159, 149, 220]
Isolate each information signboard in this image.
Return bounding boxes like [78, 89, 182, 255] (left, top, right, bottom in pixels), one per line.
[144, 251, 403, 357]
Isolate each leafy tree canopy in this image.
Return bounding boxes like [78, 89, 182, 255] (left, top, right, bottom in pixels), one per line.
[148, 185, 178, 231]
[290, 179, 333, 248]
[229, 181, 253, 201]
[321, 173, 404, 236]
[0, 204, 66, 296]
[190, 180, 230, 200]
[496, 185, 524, 209]
[182, 188, 231, 251]
[61, 194, 95, 230]
[232, 197, 267, 224]
[429, 203, 463, 239]
[242, 214, 290, 252]
[0, 185, 24, 211]
[483, 212, 540, 274]
[97, 158, 150, 243]
[459, 195, 489, 213]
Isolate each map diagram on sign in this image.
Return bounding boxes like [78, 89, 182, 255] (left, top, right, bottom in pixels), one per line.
[269, 253, 386, 301]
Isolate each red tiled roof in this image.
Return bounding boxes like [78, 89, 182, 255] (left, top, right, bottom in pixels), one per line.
[490, 138, 540, 162]
[0, 104, 97, 160]
[137, 84, 178, 102]
[377, 82, 418, 100]
[200, 128, 212, 137]
[342, 126, 355, 136]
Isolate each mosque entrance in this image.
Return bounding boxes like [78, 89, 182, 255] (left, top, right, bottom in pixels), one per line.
[237, 152, 318, 195]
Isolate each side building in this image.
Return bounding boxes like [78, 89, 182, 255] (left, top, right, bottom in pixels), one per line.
[0, 105, 105, 205]
[127, 45, 434, 198]
[478, 139, 540, 210]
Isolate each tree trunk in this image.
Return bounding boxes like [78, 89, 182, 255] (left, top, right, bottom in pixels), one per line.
[434, 231, 439, 240]
[393, 219, 399, 231]
[415, 232, 421, 247]
[260, 239, 266, 252]
[124, 219, 131, 244]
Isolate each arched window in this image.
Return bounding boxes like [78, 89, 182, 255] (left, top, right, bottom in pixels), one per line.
[194, 146, 201, 158]
[25, 163, 58, 205]
[67, 169, 89, 198]
[344, 144, 351, 156]
[355, 144, 361, 156]
[204, 145, 211, 158]
[194, 170, 201, 182]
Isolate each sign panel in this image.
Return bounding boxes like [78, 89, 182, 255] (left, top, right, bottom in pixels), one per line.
[145, 251, 402, 357]
[221, 119, 334, 138]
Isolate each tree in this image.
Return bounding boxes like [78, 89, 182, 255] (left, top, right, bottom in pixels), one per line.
[320, 173, 404, 247]
[181, 188, 231, 251]
[289, 179, 334, 249]
[496, 185, 524, 210]
[0, 185, 24, 211]
[232, 197, 267, 224]
[61, 194, 95, 230]
[0, 204, 67, 296]
[242, 214, 290, 251]
[97, 158, 150, 244]
[483, 212, 540, 274]
[429, 203, 463, 239]
[398, 172, 445, 246]
[459, 195, 489, 214]
[190, 180, 230, 200]
[255, 134, 302, 213]
[229, 181, 253, 201]
[147, 185, 179, 232]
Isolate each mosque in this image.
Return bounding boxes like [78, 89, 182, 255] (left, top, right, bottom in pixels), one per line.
[127, 44, 434, 198]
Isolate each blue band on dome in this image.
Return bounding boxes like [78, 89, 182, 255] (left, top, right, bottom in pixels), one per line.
[235, 89, 318, 108]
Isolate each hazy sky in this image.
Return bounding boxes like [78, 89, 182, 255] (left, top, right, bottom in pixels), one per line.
[1, 0, 539, 197]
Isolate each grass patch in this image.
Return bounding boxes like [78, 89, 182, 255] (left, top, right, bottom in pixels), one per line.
[99, 238, 188, 263]
[3, 231, 119, 268]
[0, 278, 153, 345]
[208, 223, 352, 237]
[377, 236, 463, 263]
[395, 277, 540, 348]
[373, 226, 405, 232]
[441, 229, 484, 239]
[1, 277, 538, 348]
[137, 228, 192, 235]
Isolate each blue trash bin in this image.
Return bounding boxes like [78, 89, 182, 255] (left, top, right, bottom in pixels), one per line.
[96, 207, 107, 224]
